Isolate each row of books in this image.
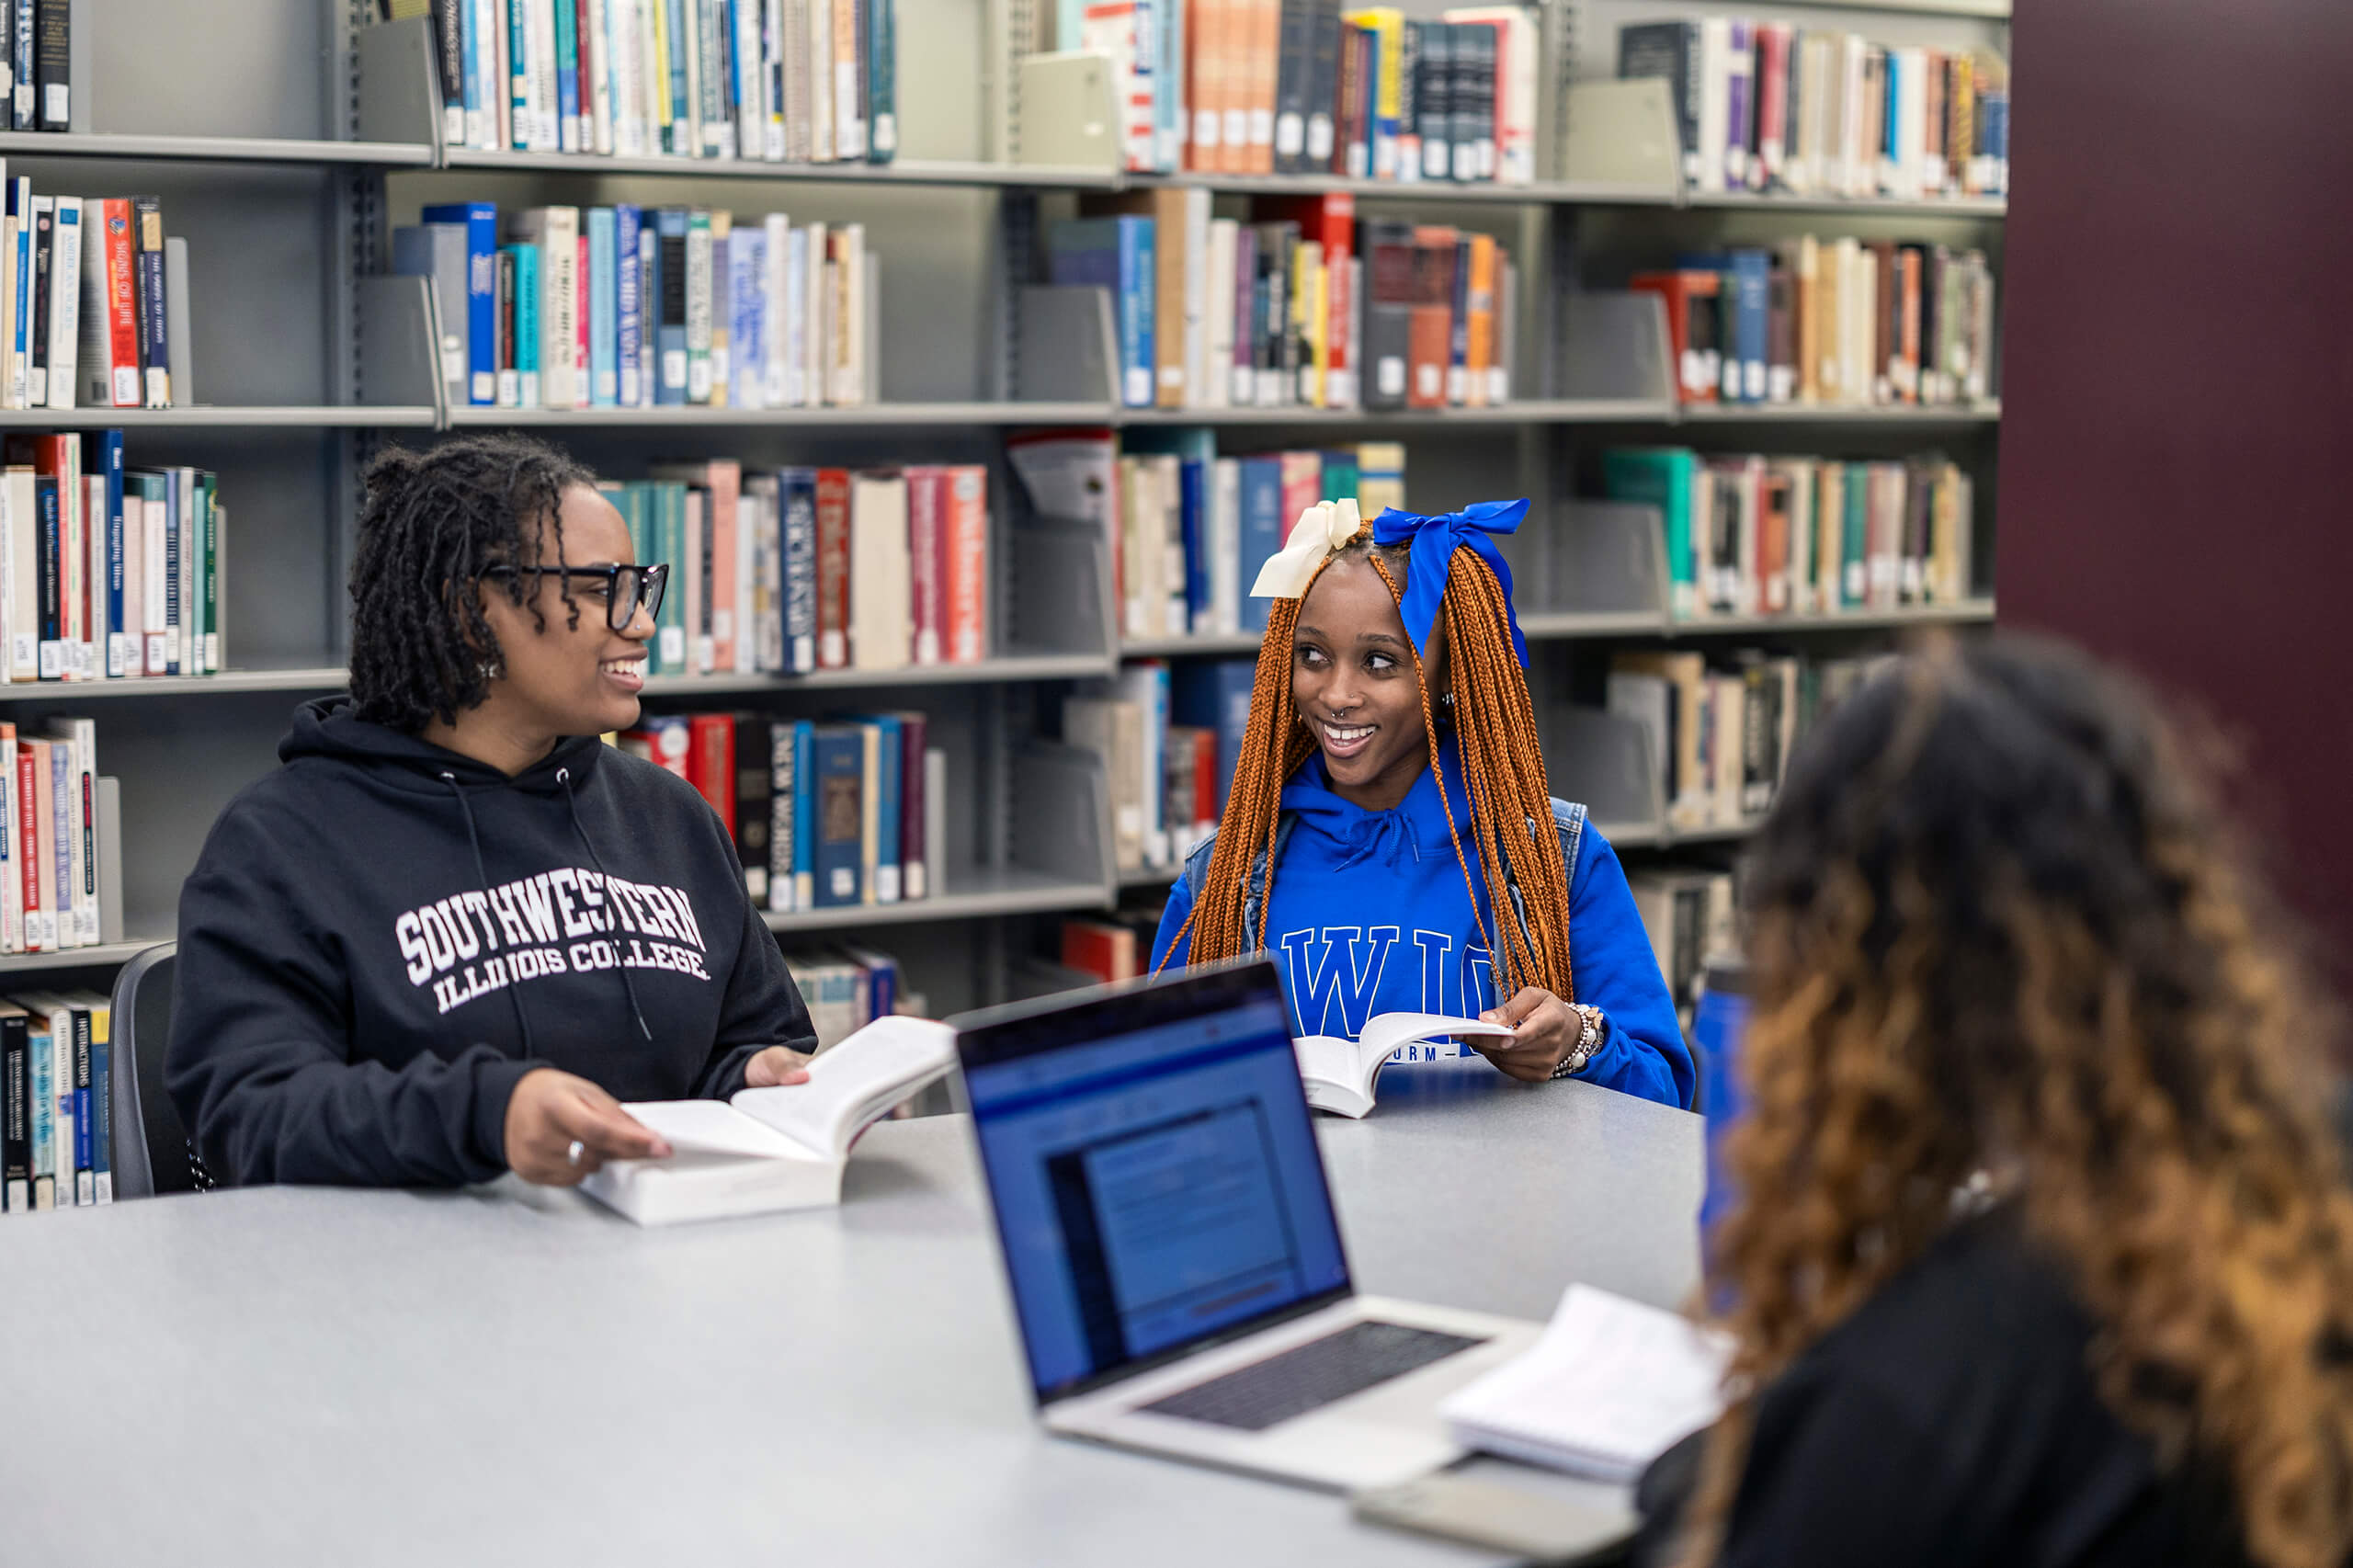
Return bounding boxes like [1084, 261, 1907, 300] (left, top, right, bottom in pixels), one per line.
[1117, 433, 1402, 640]
[783, 944, 915, 1051]
[1602, 448, 1975, 622]
[1617, 18, 2011, 199]
[0, 719, 106, 955]
[1, 991, 114, 1213]
[602, 460, 987, 677]
[618, 710, 943, 914]
[1607, 648, 1887, 834]
[1064, 1, 1539, 185]
[1062, 659, 1256, 874]
[2, 3, 68, 133]
[1634, 237, 1995, 409]
[1625, 868, 1735, 1026]
[0, 435, 221, 684]
[402, 202, 873, 412]
[393, 0, 900, 165]
[0, 174, 190, 413]
[1048, 192, 1518, 414]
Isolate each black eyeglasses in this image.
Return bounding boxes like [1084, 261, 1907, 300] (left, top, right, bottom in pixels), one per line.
[482, 562, 668, 631]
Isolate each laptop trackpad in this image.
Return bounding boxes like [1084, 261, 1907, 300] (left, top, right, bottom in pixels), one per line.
[1138, 1320, 1488, 1431]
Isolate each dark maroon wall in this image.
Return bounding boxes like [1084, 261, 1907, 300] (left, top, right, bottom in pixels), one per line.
[1996, 0, 2353, 977]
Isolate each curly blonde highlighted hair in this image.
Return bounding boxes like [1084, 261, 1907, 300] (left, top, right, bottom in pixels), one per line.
[1678, 633, 2353, 1568]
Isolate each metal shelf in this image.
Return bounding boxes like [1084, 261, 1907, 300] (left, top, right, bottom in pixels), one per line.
[1677, 400, 2001, 425]
[1598, 820, 1758, 851]
[1520, 610, 1677, 639]
[0, 131, 435, 165]
[1665, 600, 1995, 636]
[644, 653, 1113, 694]
[440, 148, 1122, 188]
[0, 405, 438, 429]
[1120, 864, 1180, 889]
[1125, 172, 1680, 207]
[451, 402, 1112, 428]
[1121, 631, 1264, 659]
[764, 869, 1108, 935]
[0, 937, 172, 972]
[1680, 190, 2006, 217]
[0, 666, 348, 702]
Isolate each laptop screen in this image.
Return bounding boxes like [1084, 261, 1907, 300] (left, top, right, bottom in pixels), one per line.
[959, 961, 1353, 1403]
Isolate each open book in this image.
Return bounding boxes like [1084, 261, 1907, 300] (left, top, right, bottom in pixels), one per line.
[1294, 1012, 1518, 1118]
[1439, 1285, 1734, 1483]
[580, 1016, 958, 1226]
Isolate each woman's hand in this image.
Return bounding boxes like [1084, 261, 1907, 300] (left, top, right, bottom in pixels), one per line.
[1472, 987, 1581, 1083]
[743, 1046, 813, 1088]
[504, 1067, 672, 1186]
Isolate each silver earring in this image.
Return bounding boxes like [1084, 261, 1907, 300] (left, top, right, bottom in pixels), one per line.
[1440, 692, 1455, 708]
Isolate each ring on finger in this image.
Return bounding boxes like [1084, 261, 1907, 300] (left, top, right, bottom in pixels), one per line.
[566, 1139, 585, 1166]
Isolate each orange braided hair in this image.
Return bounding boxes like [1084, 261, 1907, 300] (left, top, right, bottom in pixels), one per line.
[1156, 527, 1575, 1004]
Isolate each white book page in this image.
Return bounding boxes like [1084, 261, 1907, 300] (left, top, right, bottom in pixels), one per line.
[1356, 1012, 1515, 1076]
[1442, 1285, 1734, 1476]
[1291, 1034, 1358, 1093]
[731, 1016, 956, 1160]
[618, 1099, 803, 1162]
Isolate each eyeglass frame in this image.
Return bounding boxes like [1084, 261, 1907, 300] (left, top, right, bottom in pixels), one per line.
[479, 562, 669, 632]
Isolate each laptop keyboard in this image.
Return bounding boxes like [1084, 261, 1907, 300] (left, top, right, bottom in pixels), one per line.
[1138, 1320, 1486, 1432]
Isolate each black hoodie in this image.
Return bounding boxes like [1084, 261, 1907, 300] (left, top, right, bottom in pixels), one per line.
[165, 697, 817, 1188]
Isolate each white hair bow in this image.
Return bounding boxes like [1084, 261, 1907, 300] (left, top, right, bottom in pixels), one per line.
[1248, 499, 1364, 600]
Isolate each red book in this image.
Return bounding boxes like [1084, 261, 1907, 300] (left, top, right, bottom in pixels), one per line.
[1191, 724, 1219, 838]
[943, 464, 989, 664]
[1061, 919, 1138, 984]
[814, 467, 852, 669]
[1407, 228, 1458, 409]
[685, 713, 735, 821]
[1755, 23, 1791, 189]
[1630, 269, 1722, 405]
[16, 743, 39, 952]
[896, 712, 926, 900]
[1279, 450, 1322, 532]
[575, 232, 591, 406]
[904, 465, 946, 665]
[95, 200, 138, 408]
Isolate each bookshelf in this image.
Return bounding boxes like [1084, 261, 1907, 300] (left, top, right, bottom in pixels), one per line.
[7, 0, 2006, 992]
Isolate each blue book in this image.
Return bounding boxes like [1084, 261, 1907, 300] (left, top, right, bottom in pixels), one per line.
[508, 0, 530, 146]
[652, 483, 688, 671]
[1236, 455, 1285, 633]
[48, 745, 69, 937]
[790, 721, 816, 910]
[1726, 249, 1770, 403]
[779, 468, 817, 673]
[87, 1013, 107, 1203]
[553, 0, 581, 150]
[586, 208, 618, 407]
[730, 228, 763, 407]
[847, 716, 903, 903]
[615, 205, 644, 406]
[811, 725, 866, 908]
[653, 209, 688, 405]
[70, 1008, 89, 1201]
[1173, 660, 1256, 809]
[457, 0, 480, 144]
[506, 243, 542, 407]
[28, 1025, 50, 1206]
[10, 181, 28, 396]
[663, 0, 692, 151]
[84, 431, 125, 676]
[1046, 216, 1155, 409]
[421, 202, 499, 405]
[867, 0, 896, 163]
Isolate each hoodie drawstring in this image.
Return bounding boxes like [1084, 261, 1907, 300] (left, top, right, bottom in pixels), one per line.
[440, 770, 539, 1058]
[558, 767, 654, 1042]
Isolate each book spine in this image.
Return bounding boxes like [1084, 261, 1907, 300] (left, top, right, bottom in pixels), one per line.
[27, 1021, 48, 1204]
[86, 1006, 106, 1203]
[9, 0, 28, 130]
[903, 466, 940, 665]
[944, 463, 986, 664]
[30, 0, 61, 129]
[554, 0, 582, 149]
[613, 204, 642, 405]
[866, 0, 892, 161]
[1, 1015, 23, 1209]
[780, 469, 815, 672]
[813, 467, 849, 667]
[14, 743, 35, 949]
[99, 202, 138, 409]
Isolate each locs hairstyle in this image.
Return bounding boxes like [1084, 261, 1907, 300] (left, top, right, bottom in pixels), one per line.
[347, 434, 597, 733]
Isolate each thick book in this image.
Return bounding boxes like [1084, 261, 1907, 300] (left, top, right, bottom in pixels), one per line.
[809, 722, 864, 906]
[654, 207, 690, 404]
[576, 1017, 957, 1226]
[78, 200, 138, 411]
[847, 468, 907, 672]
[1295, 1011, 1513, 1119]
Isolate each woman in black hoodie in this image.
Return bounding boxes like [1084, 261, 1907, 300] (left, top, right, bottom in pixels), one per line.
[166, 435, 820, 1189]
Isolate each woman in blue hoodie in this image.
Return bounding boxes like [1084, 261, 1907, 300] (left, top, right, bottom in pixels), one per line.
[1150, 499, 1691, 1108]
[167, 436, 820, 1190]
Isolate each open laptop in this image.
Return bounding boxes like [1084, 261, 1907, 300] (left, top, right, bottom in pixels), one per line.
[954, 959, 1543, 1491]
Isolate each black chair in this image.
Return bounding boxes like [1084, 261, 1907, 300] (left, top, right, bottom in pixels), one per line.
[106, 943, 213, 1198]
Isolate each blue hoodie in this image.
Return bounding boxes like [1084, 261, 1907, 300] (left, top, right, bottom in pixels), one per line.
[1151, 736, 1693, 1108]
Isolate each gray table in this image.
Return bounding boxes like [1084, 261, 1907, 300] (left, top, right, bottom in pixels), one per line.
[0, 1072, 1701, 1568]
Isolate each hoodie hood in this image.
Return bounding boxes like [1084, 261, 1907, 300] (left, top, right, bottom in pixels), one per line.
[279, 696, 608, 794]
[1278, 729, 1477, 871]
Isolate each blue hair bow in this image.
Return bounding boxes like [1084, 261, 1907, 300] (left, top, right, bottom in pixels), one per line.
[1370, 498, 1531, 668]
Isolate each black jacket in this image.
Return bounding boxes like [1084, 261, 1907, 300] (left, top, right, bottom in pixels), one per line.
[1634, 1208, 2250, 1568]
[166, 698, 816, 1187]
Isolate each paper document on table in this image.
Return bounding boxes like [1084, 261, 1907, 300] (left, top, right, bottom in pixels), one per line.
[1439, 1285, 1733, 1482]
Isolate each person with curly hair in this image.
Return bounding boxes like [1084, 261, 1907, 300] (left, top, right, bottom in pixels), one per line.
[1635, 633, 2353, 1568]
[1149, 498, 1690, 1107]
[167, 434, 818, 1190]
